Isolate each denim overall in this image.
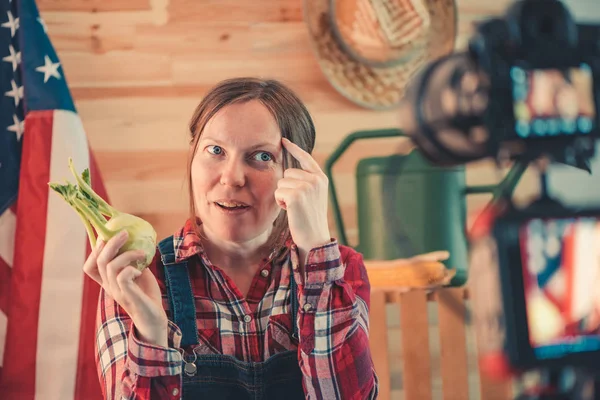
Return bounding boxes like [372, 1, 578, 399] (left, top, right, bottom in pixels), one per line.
[158, 236, 305, 399]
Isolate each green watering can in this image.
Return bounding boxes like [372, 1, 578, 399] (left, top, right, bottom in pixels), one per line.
[324, 129, 527, 287]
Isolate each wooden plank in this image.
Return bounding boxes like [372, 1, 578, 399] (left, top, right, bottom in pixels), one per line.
[385, 290, 403, 304]
[40, 9, 167, 26]
[84, 116, 189, 151]
[47, 22, 311, 56]
[78, 99, 404, 153]
[37, 0, 151, 12]
[171, 51, 322, 86]
[71, 85, 215, 99]
[399, 290, 433, 400]
[45, 22, 136, 54]
[70, 79, 389, 113]
[104, 180, 188, 214]
[136, 22, 311, 55]
[78, 98, 195, 151]
[137, 211, 190, 240]
[168, 0, 303, 23]
[369, 290, 391, 400]
[480, 374, 513, 400]
[94, 151, 188, 182]
[436, 289, 470, 400]
[59, 52, 171, 87]
[70, 80, 367, 113]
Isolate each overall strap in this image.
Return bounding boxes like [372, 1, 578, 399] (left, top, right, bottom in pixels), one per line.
[289, 255, 299, 340]
[158, 236, 199, 347]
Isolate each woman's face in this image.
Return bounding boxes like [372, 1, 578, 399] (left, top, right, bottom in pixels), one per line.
[191, 100, 284, 244]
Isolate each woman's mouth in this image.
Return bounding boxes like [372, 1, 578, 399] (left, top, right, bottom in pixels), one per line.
[214, 201, 250, 214]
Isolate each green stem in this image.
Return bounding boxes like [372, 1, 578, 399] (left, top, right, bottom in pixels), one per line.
[75, 211, 97, 248]
[80, 192, 113, 227]
[72, 196, 115, 240]
[68, 158, 116, 217]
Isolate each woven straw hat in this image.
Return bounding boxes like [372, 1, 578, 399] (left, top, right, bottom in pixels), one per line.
[304, 0, 458, 110]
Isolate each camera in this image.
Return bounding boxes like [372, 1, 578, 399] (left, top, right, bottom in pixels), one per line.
[470, 0, 600, 161]
[495, 205, 600, 371]
[399, 0, 600, 397]
[400, 0, 600, 168]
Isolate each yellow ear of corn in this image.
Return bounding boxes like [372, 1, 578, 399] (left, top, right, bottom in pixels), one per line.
[364, 260, 456, 289]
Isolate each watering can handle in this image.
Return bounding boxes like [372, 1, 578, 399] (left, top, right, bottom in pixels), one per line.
[324, 129, 407, 246]
[324, 128, 529, 247]
[464, 161, 528, 199]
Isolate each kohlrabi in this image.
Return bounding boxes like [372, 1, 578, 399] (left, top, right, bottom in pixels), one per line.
[48, 158, 157, 271]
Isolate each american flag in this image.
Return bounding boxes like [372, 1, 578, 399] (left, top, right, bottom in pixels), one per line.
[0, 0, 105, 398]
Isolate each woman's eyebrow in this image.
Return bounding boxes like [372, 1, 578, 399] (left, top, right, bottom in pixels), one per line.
[201, 137, 280, 151]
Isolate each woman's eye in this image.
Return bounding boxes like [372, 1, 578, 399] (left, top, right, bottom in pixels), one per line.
[253, 151, 273, 162]
[207, 145, 223, 155]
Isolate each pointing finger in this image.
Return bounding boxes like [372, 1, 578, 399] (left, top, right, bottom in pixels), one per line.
[282, 138, 320, 173]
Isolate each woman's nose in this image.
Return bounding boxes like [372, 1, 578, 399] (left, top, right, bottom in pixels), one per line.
[219, 159, 245, 187]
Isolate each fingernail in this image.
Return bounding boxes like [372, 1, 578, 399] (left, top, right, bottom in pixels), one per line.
[119, 230, 128, 240]
[95, 239, 105, 250]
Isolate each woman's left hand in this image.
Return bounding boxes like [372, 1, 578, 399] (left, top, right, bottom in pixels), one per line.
[275, 138, 331, 256]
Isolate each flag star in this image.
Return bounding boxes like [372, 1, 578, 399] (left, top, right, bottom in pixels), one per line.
[2, 45, 21, 72]
[4, 80, 23, 107]
[35, 55, 61, 83]
[37, 17, 48, 33]
[7, 114, 25, 141]
[1, 11, 19, 38]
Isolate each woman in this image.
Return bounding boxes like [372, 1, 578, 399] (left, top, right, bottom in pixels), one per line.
[85, 77, 377, 399]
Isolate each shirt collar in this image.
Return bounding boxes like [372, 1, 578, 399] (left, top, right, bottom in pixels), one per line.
[171, 218, 293, 264]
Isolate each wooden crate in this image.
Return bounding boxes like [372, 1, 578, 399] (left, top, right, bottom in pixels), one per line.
[369, 288, 514, 400]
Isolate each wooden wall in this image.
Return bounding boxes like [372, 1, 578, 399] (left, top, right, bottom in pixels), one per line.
[38, 0, 540, 245]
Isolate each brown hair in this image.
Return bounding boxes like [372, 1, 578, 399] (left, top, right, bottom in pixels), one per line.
[186, 77, 316, 261]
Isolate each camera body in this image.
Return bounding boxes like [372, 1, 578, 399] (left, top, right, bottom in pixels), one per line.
[469, 0, 600, 162]
[493, 204, 600, 372]
[452, 0, 600, 379]
[399, 0, 600, 380]
[477, 0, 600, 373]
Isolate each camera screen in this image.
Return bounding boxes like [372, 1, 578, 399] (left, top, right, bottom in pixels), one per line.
[519, 216, 600, 360]
[511, 64, 596, 139]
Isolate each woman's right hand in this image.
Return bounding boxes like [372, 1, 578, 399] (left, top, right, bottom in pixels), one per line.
[83, 230, 169, 348]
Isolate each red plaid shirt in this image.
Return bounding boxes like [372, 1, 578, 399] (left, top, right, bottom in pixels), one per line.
[95, 219, 378, 399]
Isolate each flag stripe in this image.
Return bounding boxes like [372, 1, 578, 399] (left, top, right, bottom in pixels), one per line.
[0, 247, 11, 370]
[0, 255, 11, 315]
[36, 110, 91, 400]
[0, 205, 17, 372]
[1, 110, 54, 399]
[0, 208, 16, 267]
[75, 152, 104, 400]
[0, 305, 7, 369]
[0, 207, 16, 316]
